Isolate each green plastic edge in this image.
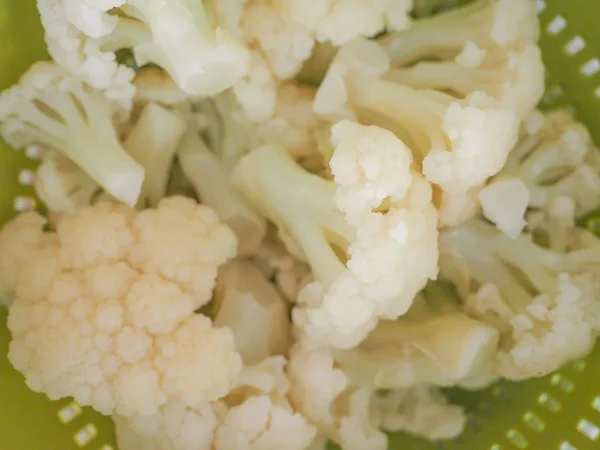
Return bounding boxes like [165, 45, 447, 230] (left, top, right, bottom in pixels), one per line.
[1, 1, 600, 449]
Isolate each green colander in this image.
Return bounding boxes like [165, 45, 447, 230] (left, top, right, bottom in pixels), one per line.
[1, 1, 600, 449]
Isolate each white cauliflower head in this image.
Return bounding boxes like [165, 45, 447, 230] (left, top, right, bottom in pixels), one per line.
[4, 197, 240, 416]
[440, 216, 600, 380]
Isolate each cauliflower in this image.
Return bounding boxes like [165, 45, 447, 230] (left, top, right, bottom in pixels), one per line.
[287, 344, 383, 449]
[276, 0, 413, 47]
[213, 260, 292, 365]
[288, 339, 467, 449]
[37, 0, 137, 106]
[314, 39, 520, 196]
[115, 356, 316, 450]
[385, 41, 544, 121]
[331, 291, 500, 391]
[497, 109, 600, 216]
[223, 0, 413, 122]
[38, 0, 250, 98]
[34, 150, 100, 216]
[380, 0, 539, 67]
[177, 106, 266, 255]
[123, 102, 187, 207]
[233, 122, 438, 349]
[240, 0, 412, 81]
[380, 0, 544, 121]
[0, 62, 145, 206]
[439, 215, 600, 380]
[240, 0, 315, 80]
[4, 197, 240, 416]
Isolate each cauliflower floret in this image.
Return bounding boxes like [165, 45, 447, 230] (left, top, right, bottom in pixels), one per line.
[385, 41, 545, 121]
[439, 217, 600, 380]
[314, 39, 520, 196]
[116, 356, 316, 450]
[288, 338, 468, 449]
[37, 0, 136, 106]
[215, 395, 316, 450]
[278, 0, 413, 47]
[498, 109, 600, 216]
[38, 0, 250, 97]
[34, 151, 100, 216]
[116, 399, 225, 450]
[0, 62, 144, 206]
[380, 0, 539, 66]
[241, 0, 314, 80]
[288, 344, 379, 448]
[234, 122, 438, 349]
[4, 197, 240, 416]
[331, 297, 500, 390]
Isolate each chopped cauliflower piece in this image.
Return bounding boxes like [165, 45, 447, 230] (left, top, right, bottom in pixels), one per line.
[278, 0, 413, 47]
[4, 197, 240, 416]
[234, 122, 438, 349]
[38, 0, 250, 98]
[241, 0, 315, 80]
[499, 109, 600, 216]
[380, 0, 539, 67]
[384, 41, 545, 120]
[37, 0, 137, 106]
[0, 62, 144, 206]
[332, 295, 499, 390]
[314, 39, 520, 195]
[240, 0, 413, 85]
[288, 339, 467, 449]
[440, 217, 600, 380]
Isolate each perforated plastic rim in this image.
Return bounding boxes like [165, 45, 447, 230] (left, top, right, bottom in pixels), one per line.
[1, 0, 600, 449]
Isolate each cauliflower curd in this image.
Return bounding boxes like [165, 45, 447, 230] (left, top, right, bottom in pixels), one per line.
[5, 197, 239, 416]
